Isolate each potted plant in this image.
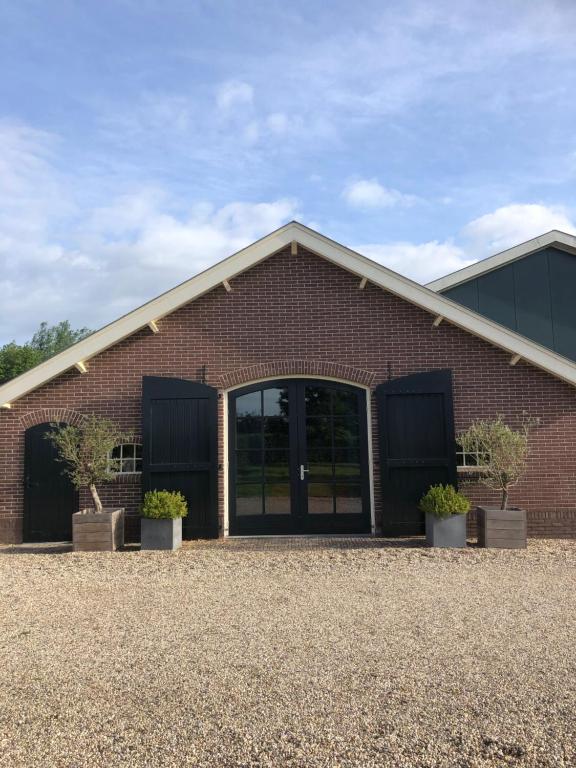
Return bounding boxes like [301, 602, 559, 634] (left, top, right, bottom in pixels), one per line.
[419, 484, 470, 548]
[458, 415, 538, 549]
[141, 490, 188, 551]
[47, 415, 128, 552]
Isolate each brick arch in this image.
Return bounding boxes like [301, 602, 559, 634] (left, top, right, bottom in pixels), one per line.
[218, 360, 376, 389]
[19, 408, 86, 429]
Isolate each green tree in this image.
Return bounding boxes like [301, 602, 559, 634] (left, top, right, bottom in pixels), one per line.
[0, 343, 43, 385]
[30, 321, 92, 359]
[458, 415, 538, 510]
[46, 416, 129, 513]
[0, 321, 92, 385]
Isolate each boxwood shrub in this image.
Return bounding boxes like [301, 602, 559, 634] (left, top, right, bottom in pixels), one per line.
[418, 484, 470, 519]
[142, 490, 188, 520]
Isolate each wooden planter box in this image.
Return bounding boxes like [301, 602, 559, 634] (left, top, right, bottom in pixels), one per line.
[73, 508, 124, 552]
[477, 506, 527, 549]
[141, 517, 182, 551]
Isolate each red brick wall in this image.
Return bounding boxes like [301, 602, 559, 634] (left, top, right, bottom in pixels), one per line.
[1, 245, 576, 543]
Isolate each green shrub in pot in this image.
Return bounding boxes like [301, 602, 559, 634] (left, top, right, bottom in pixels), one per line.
[142, 490, 188, 520]
[419, 484, 470, 519]
[141, 491, 187, 551]
[419, 484, 470, 547]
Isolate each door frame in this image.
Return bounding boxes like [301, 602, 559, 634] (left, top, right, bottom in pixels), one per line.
[223, 375, 375, 536]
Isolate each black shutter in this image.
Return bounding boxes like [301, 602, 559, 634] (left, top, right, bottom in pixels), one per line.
[376, 370, 457, 536]
[142, 377, 219, 539]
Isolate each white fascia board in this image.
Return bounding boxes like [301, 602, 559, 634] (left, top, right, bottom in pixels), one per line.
[426, 230, 576, 292]
[0, 224, 295, 406]
[3, 221, 576, 406]
[289, 223, 576, 387]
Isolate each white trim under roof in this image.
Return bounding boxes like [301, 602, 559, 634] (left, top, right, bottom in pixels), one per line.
[426, 230, 576, 292]
[3, 221, 576, 408]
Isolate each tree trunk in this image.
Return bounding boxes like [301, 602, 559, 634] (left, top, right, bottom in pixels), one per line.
[89, 483, 103, 513]
[501, 487, 509, 511]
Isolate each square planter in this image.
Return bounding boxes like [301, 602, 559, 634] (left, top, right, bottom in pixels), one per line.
[426, 512, 467, 548]
[73, 508, 124, 552]
[141, 517, 182, 551]
[477, 506, 527, 549]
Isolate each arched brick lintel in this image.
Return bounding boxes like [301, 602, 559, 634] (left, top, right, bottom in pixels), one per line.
[19, 408, 86, 429]
[218, 360, 376, 390]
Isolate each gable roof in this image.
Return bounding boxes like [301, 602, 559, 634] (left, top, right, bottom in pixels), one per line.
[426, 230, 576, 292]
[3, 220, 576, 409]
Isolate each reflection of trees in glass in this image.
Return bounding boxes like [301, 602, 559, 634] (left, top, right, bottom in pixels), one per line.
[264, 388, 289, 448]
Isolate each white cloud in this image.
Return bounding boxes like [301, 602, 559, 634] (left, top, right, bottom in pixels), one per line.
[0, 119, 299, 341]
[359, 240, 470, 284]
[2, 192, 299, 342]
[463, 204, 576, 253]
[355, 203, 576, 283]
[343, 179, 416, 209]
[266, 112, 290, 134]
[2, 121, 576, 342]
[216, 80, 254, 111]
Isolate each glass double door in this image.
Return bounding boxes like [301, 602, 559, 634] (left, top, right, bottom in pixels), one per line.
[229, 379, 371, 535]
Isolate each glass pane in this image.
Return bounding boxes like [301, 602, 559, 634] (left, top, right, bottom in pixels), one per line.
[264, 483, 291, 515]
[110, 445, 121, 459]
[123, 444, 135, 458]
[334, 448, 361, 479]
[236, 431, 262, 450]
[332, 389, 359, 416]
[135, 458, 143, 472]
[263, 388, 289, 417]
[236, 391, 261, 417]
[236, 450, 263, 482]
[305, 386, 332, 415]
[306, 417, 332, 448]
[236, 410, 262, 450]
[307, 447, 333, 481]
[122, 458, 135, 473]
[308, 483, 334, 514]
[333, 417, 359, 448]
[264, 418, 289, 448]
[335, 484, 362, 514]
[236, 484, 263, 516]
[264, 450, 290, 481]
[135, 445, 142, 459]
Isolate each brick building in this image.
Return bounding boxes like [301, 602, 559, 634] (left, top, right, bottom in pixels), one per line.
[1, 222, 576, 543]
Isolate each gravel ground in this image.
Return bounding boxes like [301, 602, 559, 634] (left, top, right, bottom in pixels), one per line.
[0, 538, 575, 768]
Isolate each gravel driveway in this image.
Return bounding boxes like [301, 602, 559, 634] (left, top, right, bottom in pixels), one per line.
[1, 539, 575, 767]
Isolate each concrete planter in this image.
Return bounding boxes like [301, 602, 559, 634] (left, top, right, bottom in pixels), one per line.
[141, 517, 182, 551]
[477, 506, 527, 549]
[73, 508, 124, 552]
[426, 512, 467, 548]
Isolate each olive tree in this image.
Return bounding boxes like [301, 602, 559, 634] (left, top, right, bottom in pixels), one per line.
[458, 415, 538, 510]
[46, 416, 128, 513]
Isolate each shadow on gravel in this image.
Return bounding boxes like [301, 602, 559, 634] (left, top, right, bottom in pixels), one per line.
[0, 542, 72, 555]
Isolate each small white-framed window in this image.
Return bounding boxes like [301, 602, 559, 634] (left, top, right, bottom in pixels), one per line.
[109, 443, 143, 474]
[456, 446, 489, 473]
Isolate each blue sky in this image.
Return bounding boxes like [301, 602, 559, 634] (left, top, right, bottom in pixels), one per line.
[1, 0, 576, 341]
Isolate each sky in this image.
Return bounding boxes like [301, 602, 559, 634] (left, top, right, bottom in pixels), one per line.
[1, 0, 576, 343]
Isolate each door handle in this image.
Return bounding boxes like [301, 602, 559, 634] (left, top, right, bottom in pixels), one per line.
[300, 465, 309, 481]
